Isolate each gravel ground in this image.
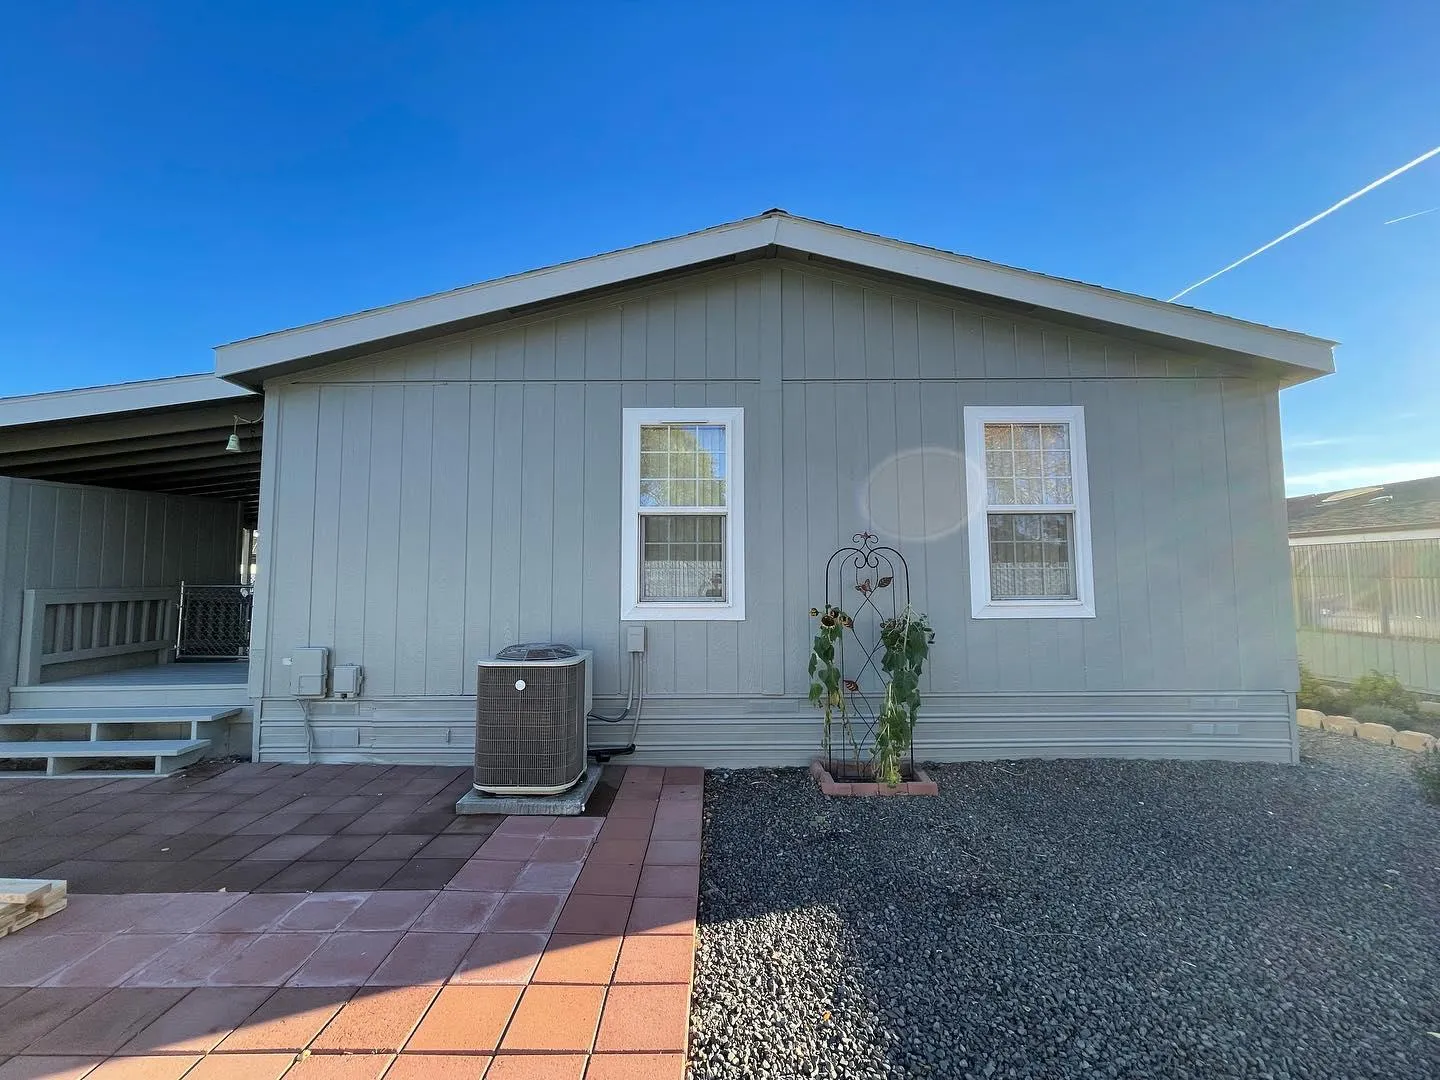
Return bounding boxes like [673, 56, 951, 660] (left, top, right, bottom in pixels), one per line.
[691, 730, 1440, 1080]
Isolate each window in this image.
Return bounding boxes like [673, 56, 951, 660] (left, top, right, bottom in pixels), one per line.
[621, 407, 745, 620]
[963, 406, 1095, 618]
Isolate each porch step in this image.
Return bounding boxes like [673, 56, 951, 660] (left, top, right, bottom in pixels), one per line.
[0, 739, 211, 778]
[0, 706, 240, 742]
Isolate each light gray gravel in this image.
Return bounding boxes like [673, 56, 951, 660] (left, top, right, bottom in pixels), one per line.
[691, 730, 1440, 1080]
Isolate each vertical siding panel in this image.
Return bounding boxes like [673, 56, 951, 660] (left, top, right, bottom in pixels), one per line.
[24, 484, 57, 586]
[954, 312, 984, 378]
[308, 387, 346, 653]
[802, 275, 834, 380]
[1139, 382, 1186, 687]
[1070, 382, 1121, 689]
[1107, 380, 1154, 688]
[361, 385, 405, 696]
[1173, 378, 1220, 687]
[733, 271, 762, 383]
[549, 383, 586, 649]
[471, 336, 498, 382]
[332, 386, 373, 670]
[75, 490, 104, 588]
[646, 293, 677, 381]
[99, 492, 125, 586]
[51, 488, 81, 588]
[1013, 325, 1046, 380]
[432, 337, 470, 382]
[1224, 380, 1279, 691]
[1042, 331, 1071, 380]
[832, 282, 866, 379]
[917, 383, 965, 694]
[524, 323, 557, 380]
[1105, 344, 1139, 378]
[121, 491, 145, 585]
[393, 385, 435, 695]
[780, 383, 810, 695]
[1069, 336, 1108, 378]
[462, 384, 498, 692]
[584, 308, 623, 381]
[517, 385, 556, 641]
[582, 383, 623, 695]
[270, 387, 321, 691]
[555, 316, 586, 381]
[620, 304, 647, 381]
[489, 384, 525, 647]
[705, 278, 738, 382]
[674, 286, 708, 381]
[1259, 389, 1296, 690]
[425, 381, 471, 694]
[494, 329, 525, 381]
[862, 290, 894, 379]
[917, 304, 956, 379]
[755, 267, 787, 695]
[892, 299, 920, 379]
[702, 379, 746, 696]
[980, 317, 1017, 380]
[780, 268, 806, 382]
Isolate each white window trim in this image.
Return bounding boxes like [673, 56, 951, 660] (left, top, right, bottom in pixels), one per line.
[621, 406, 745, 621]
[963, 405, 1096, 619]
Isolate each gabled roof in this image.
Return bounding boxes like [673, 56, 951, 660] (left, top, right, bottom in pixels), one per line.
[214, 210, 1337, 389]
[1288, 475, 1440, 537]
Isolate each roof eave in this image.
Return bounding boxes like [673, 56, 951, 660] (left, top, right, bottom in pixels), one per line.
[0, 373, 260, 430]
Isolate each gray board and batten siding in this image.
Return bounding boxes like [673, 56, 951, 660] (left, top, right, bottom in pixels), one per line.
[250, 259, 1298, 765]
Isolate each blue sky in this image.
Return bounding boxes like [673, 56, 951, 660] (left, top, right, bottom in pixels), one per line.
[1, 1, 1436, 494]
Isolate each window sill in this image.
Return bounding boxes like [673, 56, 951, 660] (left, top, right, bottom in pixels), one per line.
[622, 602, 746, 622]
[971, 599, 1095, 620]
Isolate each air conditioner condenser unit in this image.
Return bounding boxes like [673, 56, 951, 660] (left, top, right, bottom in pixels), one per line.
[474, 644, 592, 796]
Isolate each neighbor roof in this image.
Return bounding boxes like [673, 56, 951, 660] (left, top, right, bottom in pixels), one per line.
[214, 210, 1337, 389]
[1287, 475, 1440, 537]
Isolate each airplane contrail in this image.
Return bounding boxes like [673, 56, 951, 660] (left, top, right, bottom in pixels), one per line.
[1168, 143, 1440, 302]
[1383, 207, 1439, 225]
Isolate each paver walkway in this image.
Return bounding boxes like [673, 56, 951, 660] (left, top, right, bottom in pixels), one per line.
[0, 764, 699, 1079]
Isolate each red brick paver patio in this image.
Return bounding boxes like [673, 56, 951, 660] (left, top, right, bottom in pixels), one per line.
[0, 764, 700, 1079]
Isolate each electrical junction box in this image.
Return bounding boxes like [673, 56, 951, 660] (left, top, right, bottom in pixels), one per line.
[332, 664, 364, 698]
[626, 626, 647, 654]
[287, 647, 330, 698]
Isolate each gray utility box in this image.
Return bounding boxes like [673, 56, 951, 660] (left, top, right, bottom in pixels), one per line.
[288, 647, 330, 698]
[474, 645, 592, 796]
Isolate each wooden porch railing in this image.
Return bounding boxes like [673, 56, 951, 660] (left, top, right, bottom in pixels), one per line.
[17, 587, 178, 685]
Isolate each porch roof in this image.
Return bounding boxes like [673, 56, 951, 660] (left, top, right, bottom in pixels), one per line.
[0, 374, 262, 528]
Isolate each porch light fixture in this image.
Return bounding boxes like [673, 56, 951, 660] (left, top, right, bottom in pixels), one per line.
[226, 415, 260, 453]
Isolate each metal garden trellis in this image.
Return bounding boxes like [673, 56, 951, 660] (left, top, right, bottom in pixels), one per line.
[814, 532, 916, 782]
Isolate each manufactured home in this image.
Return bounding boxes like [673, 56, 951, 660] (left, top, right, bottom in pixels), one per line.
[0, 212, 1335, 772]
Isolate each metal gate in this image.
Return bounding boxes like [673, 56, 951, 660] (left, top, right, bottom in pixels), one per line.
[176, 582, 253, 659]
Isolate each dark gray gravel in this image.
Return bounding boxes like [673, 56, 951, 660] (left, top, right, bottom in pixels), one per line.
[691, 730, 1440, 1080]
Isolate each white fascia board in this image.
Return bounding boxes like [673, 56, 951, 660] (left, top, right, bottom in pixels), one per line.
[214, 212, 1336, 384]
[771, 217, 1336, 377]
[215, 217, 784, 380]
[0, 374, 259, 429]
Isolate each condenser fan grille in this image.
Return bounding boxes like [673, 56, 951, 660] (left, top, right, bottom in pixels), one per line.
[474, 649, 590, 795]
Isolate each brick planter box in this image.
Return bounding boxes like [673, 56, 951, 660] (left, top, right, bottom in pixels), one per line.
[809, 759, 938, 797]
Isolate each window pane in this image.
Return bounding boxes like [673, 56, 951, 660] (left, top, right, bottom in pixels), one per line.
[641, 515, 726, 601]
[986, 451, 1014, 478]
[988, 513, 1076, 600]
[984, 423, 1013, 450]
[639, 424, 727, 508]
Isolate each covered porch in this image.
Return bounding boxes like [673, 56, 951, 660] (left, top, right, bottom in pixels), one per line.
[0, 374, 264, 775]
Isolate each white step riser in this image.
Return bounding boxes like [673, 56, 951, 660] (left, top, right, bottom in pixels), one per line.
[9, 686, 248, 710]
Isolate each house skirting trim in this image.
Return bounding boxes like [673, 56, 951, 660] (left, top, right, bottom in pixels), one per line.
[251, 691, 1298, 767]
